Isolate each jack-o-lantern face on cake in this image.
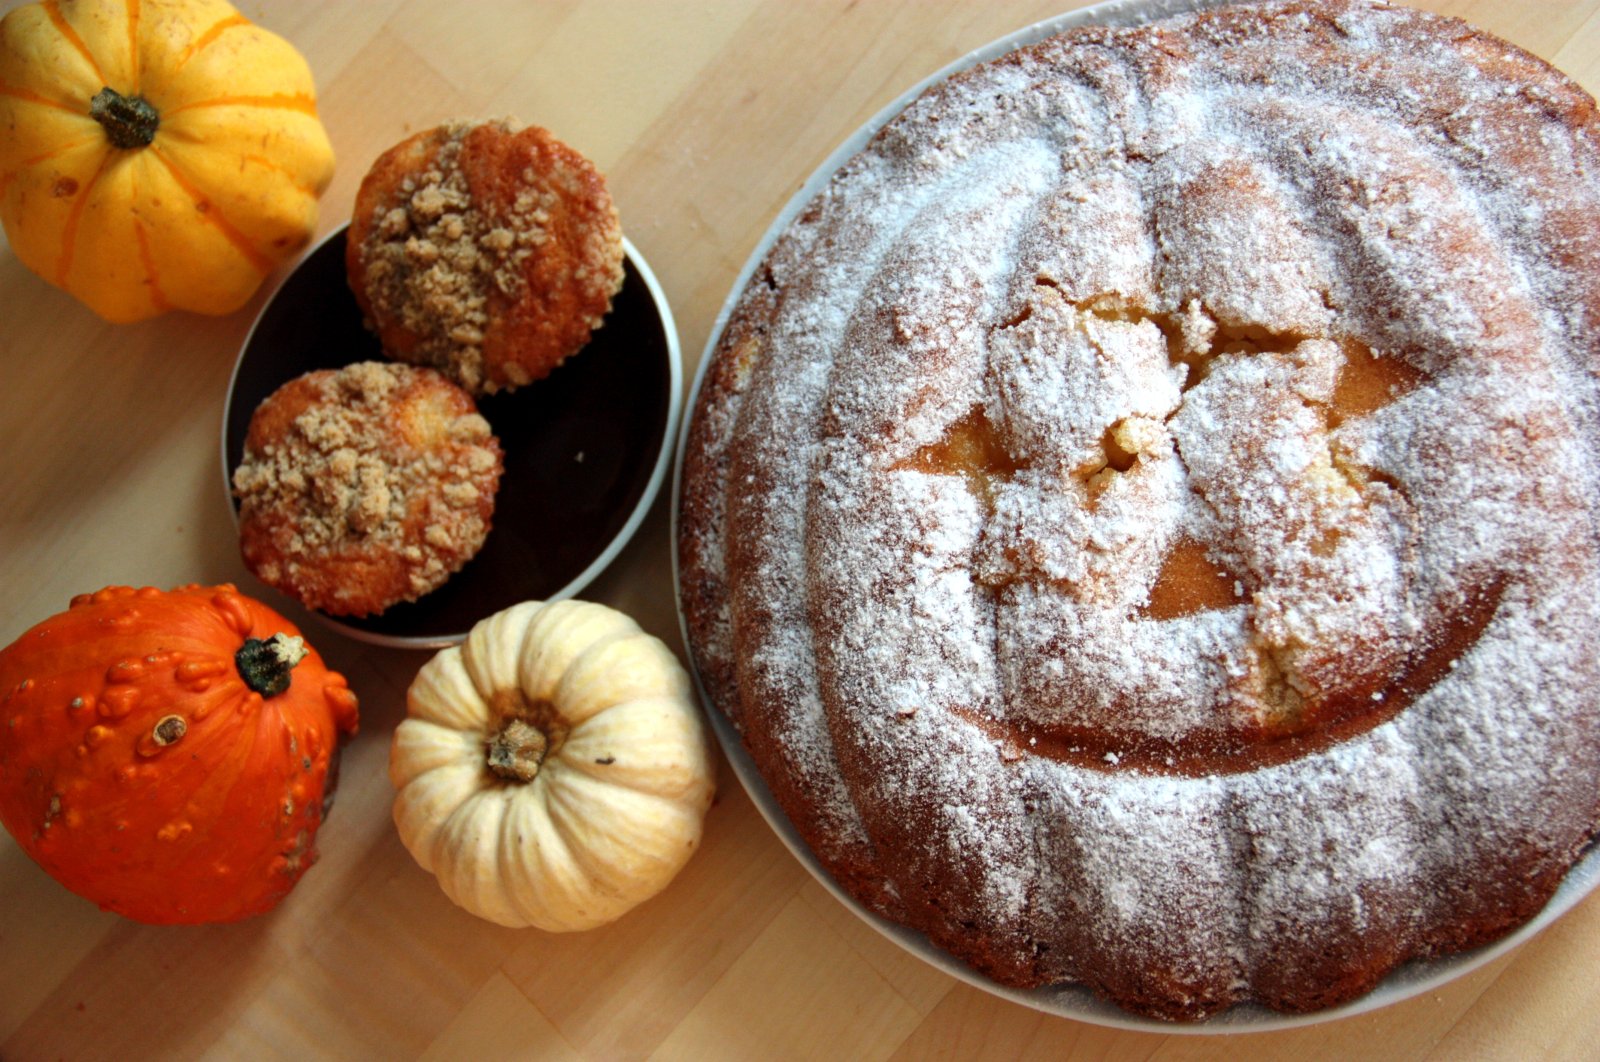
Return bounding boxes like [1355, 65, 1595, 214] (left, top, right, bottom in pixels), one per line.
[678, 0, 1600, 1021]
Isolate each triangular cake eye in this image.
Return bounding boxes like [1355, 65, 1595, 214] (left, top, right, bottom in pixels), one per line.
[1328, 343, 1426, 427]
[896, 405, 1020, 508]
[1141, 540, 1242, 620]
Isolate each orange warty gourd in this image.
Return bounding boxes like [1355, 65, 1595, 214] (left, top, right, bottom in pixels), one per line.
[0, 0, 336, 322]
[0, 584, 359, 924]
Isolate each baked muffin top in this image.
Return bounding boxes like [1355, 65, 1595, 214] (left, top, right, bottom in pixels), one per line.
[347, 119, 624, 395]
[234, 361, 503, 616]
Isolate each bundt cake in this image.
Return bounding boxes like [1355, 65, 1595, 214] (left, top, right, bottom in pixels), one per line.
[677, 0, 1600, 1021]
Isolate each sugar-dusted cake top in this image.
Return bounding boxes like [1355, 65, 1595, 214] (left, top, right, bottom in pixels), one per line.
[679, 0, 1600, 1020]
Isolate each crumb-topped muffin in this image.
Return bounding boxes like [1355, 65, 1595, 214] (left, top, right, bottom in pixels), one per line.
[347, 119, 624, 395]
[234, 361, 504, 616]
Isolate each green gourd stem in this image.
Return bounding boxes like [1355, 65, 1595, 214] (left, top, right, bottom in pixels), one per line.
[89, 87, 159, 149]
[235, 634, 308, 698]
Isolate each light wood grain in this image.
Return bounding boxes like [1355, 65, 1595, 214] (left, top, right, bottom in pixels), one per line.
[3, 1, 1599, 1058]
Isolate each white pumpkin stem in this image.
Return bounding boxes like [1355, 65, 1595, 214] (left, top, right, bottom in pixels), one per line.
[487, 719, 548, 782]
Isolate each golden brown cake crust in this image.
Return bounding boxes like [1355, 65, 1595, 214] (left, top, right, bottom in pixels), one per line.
[678, 0, 1600, 1021]
[234, 361, 503, 617]
[347, 120, 624, 395]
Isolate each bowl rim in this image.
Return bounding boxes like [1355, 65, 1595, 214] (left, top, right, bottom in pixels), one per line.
[668, 0, 1600, 1033]
[222, 225, 681, 650]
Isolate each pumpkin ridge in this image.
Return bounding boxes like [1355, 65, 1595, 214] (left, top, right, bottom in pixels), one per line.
[433, 786, 494, 887]
[451, 791, 514, 921]
[171, 13, 249, 73]
[557, 699, 703, 797]
[165, 92, 318, 118]
[496, 794, 556, 927]
[236, 151, 320, 196]
[132, 215, 169, 312]
[53, 148, 112, 285]
[224, 698, 310, 892]
[41, 0, 108, 87]
[548, 775, 679, 898]
[0, 133, 99, 202]
[148, 144, 273, 274]
[0, 80, 81, 113]
[151, 679, 258, 832]
[540, 777, 621, 894]
[15, 133, 100, 167]
[393, 761, 472, 870]
[125, 0, 139, 88]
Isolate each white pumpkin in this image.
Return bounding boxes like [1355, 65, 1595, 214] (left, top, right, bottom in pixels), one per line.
[389, 600, 715, 930]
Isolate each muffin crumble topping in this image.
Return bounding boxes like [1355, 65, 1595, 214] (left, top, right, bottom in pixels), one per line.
[352, 119, 624, 394]
[233, 361, 503, 615]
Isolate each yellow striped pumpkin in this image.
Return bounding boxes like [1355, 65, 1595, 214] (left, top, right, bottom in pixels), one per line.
[0, 0, 334, 322]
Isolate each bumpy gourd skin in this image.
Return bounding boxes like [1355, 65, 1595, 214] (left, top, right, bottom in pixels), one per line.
[0, 0, 336, 321]
[0, 584, 359, 924]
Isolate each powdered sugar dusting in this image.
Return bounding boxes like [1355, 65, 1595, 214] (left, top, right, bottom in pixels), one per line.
[678, 0, 1600, 1019]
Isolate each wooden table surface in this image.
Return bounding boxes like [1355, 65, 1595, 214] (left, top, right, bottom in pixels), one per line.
[4, 1, 1600, 1058]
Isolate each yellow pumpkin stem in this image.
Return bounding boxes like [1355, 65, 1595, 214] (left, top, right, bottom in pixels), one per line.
[88, 87, 159, 149]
